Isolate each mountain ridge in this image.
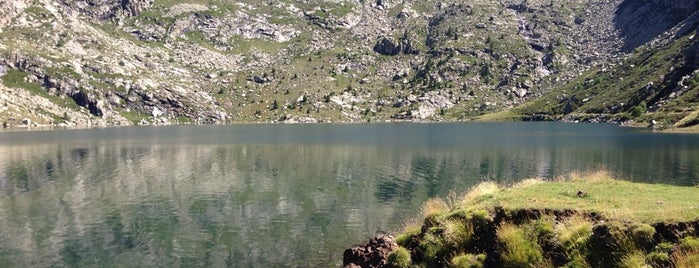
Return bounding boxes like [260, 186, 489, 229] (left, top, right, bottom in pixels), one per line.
[0, 0, 697, 129]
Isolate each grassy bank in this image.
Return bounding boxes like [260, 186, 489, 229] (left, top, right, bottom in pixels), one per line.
[386, 171, 699, 267]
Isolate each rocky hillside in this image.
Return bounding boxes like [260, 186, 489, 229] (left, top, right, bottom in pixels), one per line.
[505, 0, 699, 130]
[0, 0, 697, 128]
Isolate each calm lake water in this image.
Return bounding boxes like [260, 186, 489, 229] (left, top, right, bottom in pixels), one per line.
[0, 123, 697, 267]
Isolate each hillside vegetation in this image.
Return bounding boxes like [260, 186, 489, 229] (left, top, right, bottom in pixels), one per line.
[0, 0, 697, 130]
[344, 171, 699, 267]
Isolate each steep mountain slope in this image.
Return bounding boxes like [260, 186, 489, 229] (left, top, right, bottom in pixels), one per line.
[0, 0, 696, 128]
[504, 0, 699, 129]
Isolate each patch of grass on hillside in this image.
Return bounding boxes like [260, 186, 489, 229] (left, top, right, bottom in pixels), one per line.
[474, 109, 525, 121]
[1, 69, 80, 110]
[24, 5, 51, 18]
[319, 2, 354, 17]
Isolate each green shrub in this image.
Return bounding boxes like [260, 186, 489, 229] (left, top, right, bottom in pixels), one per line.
[631, 102, 647, 117]
[556, 216, 592, 252]
[680, 237, 699, 251]
[619, 251, 648, 268]
[450, 253, 486, 268]
[395, 227, 421, 247]
[655, 242, 674, 253]
[646, 251, 671, 267]
[562, 256, 589, 268]
[387, 247, 411, 268]
[498, 224, 544, 267]
[535, 218, 555, 238]
[443, 219, 473, 249]
[630, 223, 655, 249]
[419, 232, 448, 266]
[586, 224, 639, 267]
[471, 209, 490, 221]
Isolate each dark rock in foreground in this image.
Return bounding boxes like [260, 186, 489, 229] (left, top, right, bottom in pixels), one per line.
[343, 234, 398, 268]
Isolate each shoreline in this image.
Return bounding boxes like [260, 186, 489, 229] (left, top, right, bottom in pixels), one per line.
[2, 119, 697, 134]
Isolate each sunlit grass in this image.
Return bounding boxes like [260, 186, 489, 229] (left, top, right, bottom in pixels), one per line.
[555, 215, 592, 251]
[386, 247, 411, 268]
[450, 253, 486, 268]
[561, 169, 615, 183]
[497, 223, 546, 267]
[473, 109, 524, 121]
[619, 250, 649, 268]
[466, 171, 699, 223]
[460, 181, 499, 204]
[674, 249, 699, 268]
[512, 178, 544, 189]
[420, 197, 449, 218]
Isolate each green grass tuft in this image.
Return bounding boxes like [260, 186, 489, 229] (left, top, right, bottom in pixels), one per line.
[586, 223, 638, 267]
[630, 223, 656, 249]
[534, 218, 555, 239]
[618, 251, 648, 268]
[387, 247, 411, 268]
[395, 226, 420, 247]
[450, 253, 486, 268]
[646, 251, 671, 267]
[419, 232, 448, 266]
[497, 224, 544, 267]
[442, 219, 473, 249]
[680, 237, 699, 251]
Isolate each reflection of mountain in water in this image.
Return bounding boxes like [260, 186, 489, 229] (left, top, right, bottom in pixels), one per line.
[0, 124, 697, 266]
[0, 144, 438, 266]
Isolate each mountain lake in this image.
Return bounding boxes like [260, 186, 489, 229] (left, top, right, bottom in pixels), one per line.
[0, 122, 697, 267]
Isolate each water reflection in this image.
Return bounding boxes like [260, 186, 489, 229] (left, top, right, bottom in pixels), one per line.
[0, 123, 697, 266]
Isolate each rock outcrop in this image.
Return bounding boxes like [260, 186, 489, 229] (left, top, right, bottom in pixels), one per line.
[373, 36, 402, 56]
[60, 0, 153, 21]
[343, 234, 398, 268]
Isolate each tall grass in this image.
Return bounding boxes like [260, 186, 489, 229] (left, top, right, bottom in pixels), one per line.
[673, 249, 699, 268]
[442, 219, 473, 249]
[675, 237, 699, 267]
[461, 181, 499, 203]
[555, 215, 593, 253]
[421, 197, 449, 218]
[561, 169, 614, 182]
[619, 251, 649, 268]
[497, 223, 545, 267]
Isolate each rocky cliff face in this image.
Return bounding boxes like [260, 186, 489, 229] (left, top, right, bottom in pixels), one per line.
[59, 0, 153, 21]
[0, 0, 696, 128]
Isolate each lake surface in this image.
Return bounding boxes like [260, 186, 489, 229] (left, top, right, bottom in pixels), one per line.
[0, 123, 697, 267]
